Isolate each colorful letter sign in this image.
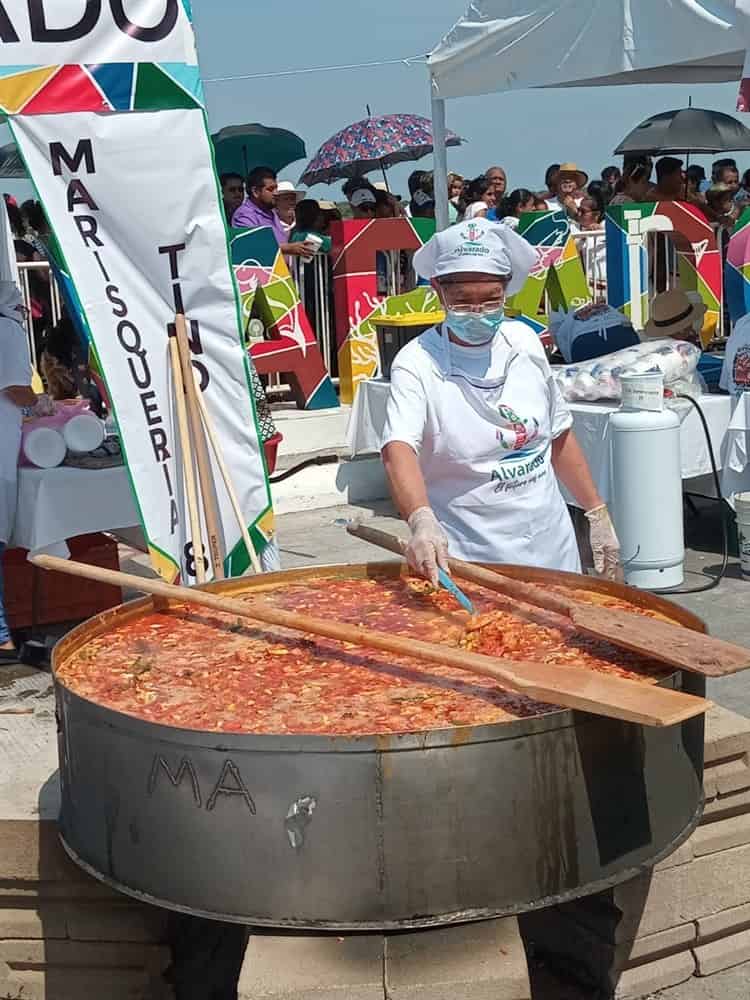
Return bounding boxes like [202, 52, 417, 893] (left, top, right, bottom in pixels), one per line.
[230, 227, 338, 410]
[606, 202, 721, 345]
[330, 217, 439, 403]
[507, 211, 591, 339]
[5, 4, 274, 582]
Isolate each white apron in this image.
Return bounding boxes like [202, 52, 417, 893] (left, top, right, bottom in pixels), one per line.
[423, 324, 580, 571]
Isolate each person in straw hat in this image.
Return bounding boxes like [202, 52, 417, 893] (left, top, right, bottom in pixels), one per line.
[545, 163, 588, 215]
[644, 289, 707, 346]
[380, 218, 622, 584]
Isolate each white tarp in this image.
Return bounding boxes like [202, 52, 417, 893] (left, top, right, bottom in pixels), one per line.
[429, 0, 750, 100]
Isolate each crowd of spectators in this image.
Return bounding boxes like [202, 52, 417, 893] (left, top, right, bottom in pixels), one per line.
[218, 154, 750, 271]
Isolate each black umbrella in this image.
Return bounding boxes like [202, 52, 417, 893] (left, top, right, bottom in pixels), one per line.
[614, 107, 750, 156]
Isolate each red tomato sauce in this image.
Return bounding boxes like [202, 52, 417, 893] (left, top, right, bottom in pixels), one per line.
[56, 574, 672, 736]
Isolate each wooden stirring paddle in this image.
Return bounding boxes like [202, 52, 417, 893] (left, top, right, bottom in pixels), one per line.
[31, 554, 709, 729]
[347, 522, 750, 679]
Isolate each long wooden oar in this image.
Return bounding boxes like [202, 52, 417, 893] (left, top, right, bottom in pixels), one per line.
[31, 554, 710, 728]
[174, 315, 225, 580]
[168, 336, 206, 585]
[347, 522, 750, 679]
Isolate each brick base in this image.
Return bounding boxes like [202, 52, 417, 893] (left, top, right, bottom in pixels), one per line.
[0, 819, 171, 1000]
[522, 705, 750, 999]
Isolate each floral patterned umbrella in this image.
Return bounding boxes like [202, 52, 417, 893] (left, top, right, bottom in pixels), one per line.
[298, 113, 463, 187]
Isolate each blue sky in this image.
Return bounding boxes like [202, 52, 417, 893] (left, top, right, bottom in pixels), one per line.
[1, 0, 744, 203]
[193, 0, 742, 197]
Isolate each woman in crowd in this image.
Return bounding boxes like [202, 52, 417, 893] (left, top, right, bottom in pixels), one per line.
[609, 160, 652, 205]
[495, 188, 536, 229]
[600, 166, 621, 202]
[686, 166, 708, 206]
[458, 176, 496, 220]
[291, 199, 333, 253]
[706, 184, 738, 230]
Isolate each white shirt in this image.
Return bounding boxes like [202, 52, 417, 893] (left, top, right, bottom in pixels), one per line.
[382, 322, 580, 570]
[0, 316, 32, 542]
[546, 195, 583, 212]
[721, 315, 750, 396]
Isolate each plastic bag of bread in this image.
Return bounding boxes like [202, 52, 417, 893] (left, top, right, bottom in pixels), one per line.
[553, 339, 701, 402]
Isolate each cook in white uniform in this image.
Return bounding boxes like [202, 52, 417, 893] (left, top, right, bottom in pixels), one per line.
[0, 281, 51, 660]
[381, 219, 621, 585]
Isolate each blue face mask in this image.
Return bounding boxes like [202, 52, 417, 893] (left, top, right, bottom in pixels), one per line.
[446, 308, 505, 346]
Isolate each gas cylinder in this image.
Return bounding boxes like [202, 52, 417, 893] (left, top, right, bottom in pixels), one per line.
[609, 407, 684, 589]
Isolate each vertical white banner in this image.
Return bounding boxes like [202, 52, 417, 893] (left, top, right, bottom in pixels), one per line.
[12, 109, 273, 582]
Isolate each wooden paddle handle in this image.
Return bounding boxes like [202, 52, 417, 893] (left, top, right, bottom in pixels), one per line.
[346, 523, 574, 618]
[348, 522, 407, 557]
[174, 315, 225, 580]
[447, 562, 574, 618]
[191, 373, 262, 575]
[168, 336, 206, 585]
[31, 554, 709, 727]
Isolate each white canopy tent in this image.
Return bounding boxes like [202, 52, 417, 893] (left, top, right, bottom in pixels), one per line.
[428, 0, 750, 228]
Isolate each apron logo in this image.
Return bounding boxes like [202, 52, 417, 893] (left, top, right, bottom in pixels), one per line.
[495, 404, 540, 453]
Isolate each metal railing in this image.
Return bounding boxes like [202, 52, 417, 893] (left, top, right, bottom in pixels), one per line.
[574, 229, 608, 300]
[18, 260, 63, 369]
[292, 253, 335, 376]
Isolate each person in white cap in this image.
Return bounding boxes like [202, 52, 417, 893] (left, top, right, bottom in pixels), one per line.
[0, 281, 54, 661]
[350, 188, 377, 219]
[380, 219, 621, 583]
[274, 180, 305, 238]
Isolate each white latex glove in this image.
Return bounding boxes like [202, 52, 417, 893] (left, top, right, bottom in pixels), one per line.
[405, 507, 450, 588]
[31, 393, 56, 418]
[584, 504, 623, 582]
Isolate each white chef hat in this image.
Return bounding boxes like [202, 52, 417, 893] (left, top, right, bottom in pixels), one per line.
[413, 218, 537, 295]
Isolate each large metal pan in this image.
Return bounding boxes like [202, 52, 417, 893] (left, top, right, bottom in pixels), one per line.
[52, 563, 706, 929]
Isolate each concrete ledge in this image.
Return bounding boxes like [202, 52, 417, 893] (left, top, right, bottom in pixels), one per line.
[239, 931, 384, 1000]
[238, 919, 530, 1000]
[650, 959, 750, 998]
[704, 707, 750, 764]
[697, 900, 750, 941]
[692, 813, 750, 857]
[694, 928, 750, 976]
[384, 919, 530, 1000]
[613, 950, 695, 999]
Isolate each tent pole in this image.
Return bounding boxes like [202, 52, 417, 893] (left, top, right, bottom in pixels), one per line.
[431, 86, 450, 231]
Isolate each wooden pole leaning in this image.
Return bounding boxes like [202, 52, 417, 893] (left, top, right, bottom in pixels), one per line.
[168, 334, 205, 584]
[174, 314, 225, 580]
[190, 369, 262, 575]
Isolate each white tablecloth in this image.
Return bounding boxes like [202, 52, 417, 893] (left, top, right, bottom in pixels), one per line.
[347, 379, 750, 504]
[347, 378, 391, 457]
[11, 465, 139, 557]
